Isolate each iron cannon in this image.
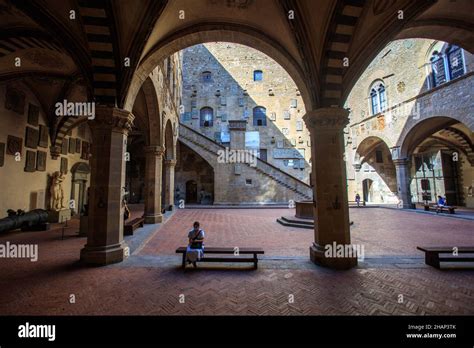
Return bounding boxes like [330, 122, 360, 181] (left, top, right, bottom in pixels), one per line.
[0, 209, 49, 233]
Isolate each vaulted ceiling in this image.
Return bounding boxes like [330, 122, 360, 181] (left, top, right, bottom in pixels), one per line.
[1, 0, 473, 114]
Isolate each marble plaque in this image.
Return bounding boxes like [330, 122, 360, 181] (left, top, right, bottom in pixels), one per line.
[27, 104, 39, 126]
[69, 138, 76, 154]
[273, 148, 304, 159]
[60, 157, 68, 174]
[76, 138, 81, 153]
[25, 127, 39, 149]
[25, 150, 36, 172]
[61, 139, 68, 155]
[5, 87, 25, 114]
[38, 125, 48, 148]
[36, 150, 46, 171]
[6, 135, 22, 155]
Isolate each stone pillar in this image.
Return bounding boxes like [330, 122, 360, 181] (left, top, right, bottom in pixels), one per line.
[144, 145, 165, 224]
[164, 159, 177, 210]
[303, 107, 357, 270]
[80, 107, 134, 265]
[394, 158, 413, 209]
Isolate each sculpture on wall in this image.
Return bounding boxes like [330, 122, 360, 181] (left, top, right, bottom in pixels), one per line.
[50, 171, 66, 211]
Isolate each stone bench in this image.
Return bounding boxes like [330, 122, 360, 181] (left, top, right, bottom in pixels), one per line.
[124, 217, 144, 236]
[425, 204, 456, 214]
[417, 246, 474, 269]
[176, 246, 264, 269]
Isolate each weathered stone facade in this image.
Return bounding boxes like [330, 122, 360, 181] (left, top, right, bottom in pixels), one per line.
[345, 39, 474, 207]
[176, 43, 312, 204]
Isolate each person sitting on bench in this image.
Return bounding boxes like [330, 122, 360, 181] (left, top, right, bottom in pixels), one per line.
[186, 221, 205, 268]
[436, 195, 446, 213]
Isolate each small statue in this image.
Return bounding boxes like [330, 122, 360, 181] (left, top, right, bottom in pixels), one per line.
[50, 171, 66, 211]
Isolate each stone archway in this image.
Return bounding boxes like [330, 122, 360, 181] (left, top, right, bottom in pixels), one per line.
[123, 24, 313, 113]
[396, 116, 474, 207]
[352, 136, 398, 204]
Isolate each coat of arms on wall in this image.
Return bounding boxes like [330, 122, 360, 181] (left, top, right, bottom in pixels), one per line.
[6, 135, 22, 155]
[25, 150, 36, 172]
[39, 125, 49, 148]
[25, 127, 39, 149]
[27, 104, 39, 126]
[36, 151, 47, 171]
[5, 87, 25, 114]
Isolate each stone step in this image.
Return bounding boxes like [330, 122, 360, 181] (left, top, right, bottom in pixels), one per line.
[276, 217, 314, 229]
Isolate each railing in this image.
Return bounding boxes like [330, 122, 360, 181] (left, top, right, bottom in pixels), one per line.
[179, 123, 312, 199]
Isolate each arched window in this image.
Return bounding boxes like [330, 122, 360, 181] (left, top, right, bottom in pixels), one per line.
[430, 50, 447, 87]
[370, 88, 379, 115]
[369, 82, 386, 115]
[429, 44, 465, 88]
[253, 70, 263, 81]
[202, 71, 212, 83]
[447, 45, 465, 80]
[253, 106, 267, 126]
[200, 107, 213, 127]
[378, 84, 386, 111]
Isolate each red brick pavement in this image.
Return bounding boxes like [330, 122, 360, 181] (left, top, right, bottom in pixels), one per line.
[140, 207, 474, 257]
[0, 207, 473, 315]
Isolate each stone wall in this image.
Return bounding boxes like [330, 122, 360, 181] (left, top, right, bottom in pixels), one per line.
[345, 39, 474, 206]
[180, 43, 311, 183]
[0, 83, 92, 217]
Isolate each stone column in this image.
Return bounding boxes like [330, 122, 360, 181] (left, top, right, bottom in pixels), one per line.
[144, 145, 165, 224]
[164, 159, 177, 210]
[303, 107, 357, 270]
[394, 158, 413, 209]
[80, 107, 134, 265]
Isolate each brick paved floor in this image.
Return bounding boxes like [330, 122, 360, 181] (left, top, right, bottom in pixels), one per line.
[0, 207, 473, 315]
[140, 207, 474, 257]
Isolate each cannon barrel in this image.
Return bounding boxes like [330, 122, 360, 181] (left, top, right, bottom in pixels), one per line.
[0, 209, 49, 233]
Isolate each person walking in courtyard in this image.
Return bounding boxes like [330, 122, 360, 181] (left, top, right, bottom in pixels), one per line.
[355, 193, 361, 207]
[186, 221, 205, 267]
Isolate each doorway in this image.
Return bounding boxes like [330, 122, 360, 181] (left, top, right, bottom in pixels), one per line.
[362, 179, 373, 203]
[186, 180, 198, 203]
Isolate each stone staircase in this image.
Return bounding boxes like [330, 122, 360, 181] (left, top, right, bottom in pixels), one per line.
[179, 123, 313, 201]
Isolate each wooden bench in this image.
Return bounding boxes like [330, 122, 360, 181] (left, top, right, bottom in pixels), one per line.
[417, 246, 474, 269]
[124, 217, 144, 236]
[176, 247, 264, 269]
[425, 204, 456, 214]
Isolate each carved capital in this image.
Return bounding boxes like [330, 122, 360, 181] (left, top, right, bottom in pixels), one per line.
[393, 158, 410, 167]
[303, 107, 349, 131]
[144, 145, 165, 157]
[164, 159, 177, 167]
[50, 145, 61, 160]
[90, 107, 134, 135]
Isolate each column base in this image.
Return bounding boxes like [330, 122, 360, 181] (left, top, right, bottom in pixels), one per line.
[309, 243, 357, 270]
[80, 241, 129, 266]
[144, 214, 163, 224]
